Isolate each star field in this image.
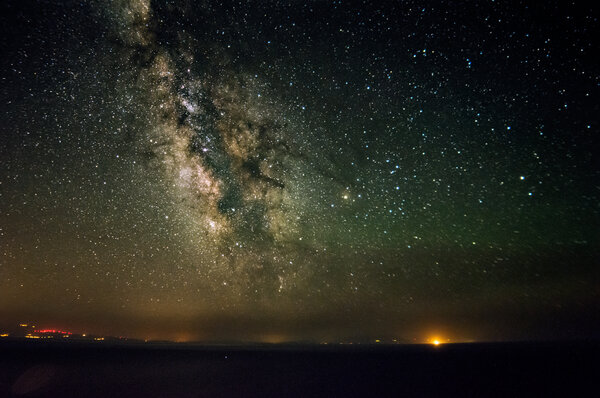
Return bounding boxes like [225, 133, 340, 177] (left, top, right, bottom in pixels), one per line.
[0, 0, 598, 342]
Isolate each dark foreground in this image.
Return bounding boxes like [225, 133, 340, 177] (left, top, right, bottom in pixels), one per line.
[0, 340, 597, 397]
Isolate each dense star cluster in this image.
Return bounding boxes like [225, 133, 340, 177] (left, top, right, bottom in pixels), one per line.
[0, 0, 598, 342]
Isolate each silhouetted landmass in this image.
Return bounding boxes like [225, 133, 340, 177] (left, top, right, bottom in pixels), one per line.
[0, 340, 597, 397]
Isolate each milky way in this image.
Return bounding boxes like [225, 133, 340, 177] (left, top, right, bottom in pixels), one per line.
[109, 0, 326, 304]
[0, 0, 598, 342]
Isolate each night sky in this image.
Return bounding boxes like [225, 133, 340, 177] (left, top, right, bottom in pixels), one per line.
[1, 0, 598, 343]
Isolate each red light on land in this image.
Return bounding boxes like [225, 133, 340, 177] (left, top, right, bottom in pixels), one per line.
[37, 329, 72, 335]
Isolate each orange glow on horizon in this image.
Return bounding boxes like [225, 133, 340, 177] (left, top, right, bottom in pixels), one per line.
[426, 334, 449, 346]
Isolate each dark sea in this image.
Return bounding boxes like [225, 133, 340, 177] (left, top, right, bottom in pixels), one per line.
[0, 340, 597, 397]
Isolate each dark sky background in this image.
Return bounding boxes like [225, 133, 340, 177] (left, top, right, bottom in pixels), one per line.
[0, 0, 598, 343]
